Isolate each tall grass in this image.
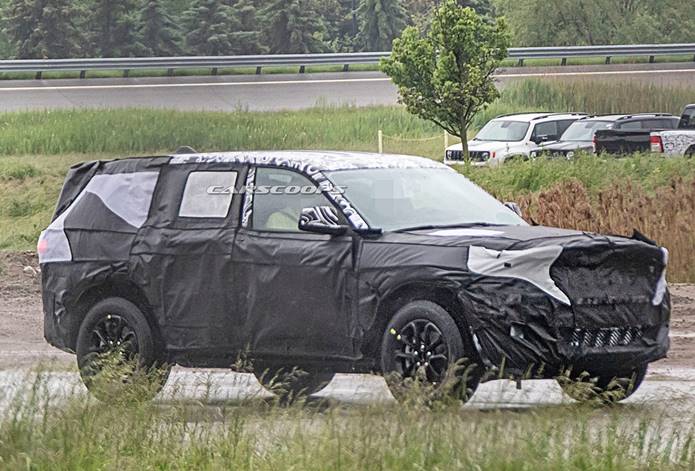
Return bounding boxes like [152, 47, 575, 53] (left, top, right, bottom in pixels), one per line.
[0, 373, 693, 470]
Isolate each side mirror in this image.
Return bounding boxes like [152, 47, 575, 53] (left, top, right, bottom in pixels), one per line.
[504, 202, 523, 218]
[298, 206, 348, 236]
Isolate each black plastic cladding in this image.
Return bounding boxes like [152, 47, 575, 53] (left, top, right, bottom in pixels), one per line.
[41, 156, 670, 376]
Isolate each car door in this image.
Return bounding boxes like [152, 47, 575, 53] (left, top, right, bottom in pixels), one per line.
[131, 162, 246, 358]
[232, 165, 357, 362]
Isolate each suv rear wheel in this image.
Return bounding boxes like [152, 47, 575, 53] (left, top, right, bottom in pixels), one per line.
[76, 297, 171, 402]
[380, 300, 481, 404]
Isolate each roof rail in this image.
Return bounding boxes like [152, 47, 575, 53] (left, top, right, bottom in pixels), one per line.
[493, 111, 548, 119]
[531, 112, 587, 121]
[616, 113, 674, 120]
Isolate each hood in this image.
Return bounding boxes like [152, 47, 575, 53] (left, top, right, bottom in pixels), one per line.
[446, 141, 510, 153]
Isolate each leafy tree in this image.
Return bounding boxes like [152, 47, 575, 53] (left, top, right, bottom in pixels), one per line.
[3, 0, 85, 58]
[381, 0, 509, 158]
[226, 0, 267, 54]
[357, 0, 408, 51]
[90, 0, 146, 56]
[261, 0, 327, 53]
[140, 0, 182, 56]
[184, 0, 237, 55]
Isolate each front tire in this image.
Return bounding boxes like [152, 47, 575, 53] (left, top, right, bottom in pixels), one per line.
[76, 297, 170, 402]
[380, 300, 481, 404]
[558, 365, 647, 403]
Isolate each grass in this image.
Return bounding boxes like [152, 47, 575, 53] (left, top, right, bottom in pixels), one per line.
[0, 369, 693, 470]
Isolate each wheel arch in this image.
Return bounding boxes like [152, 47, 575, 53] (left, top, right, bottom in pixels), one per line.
[363, 281, 480, 368]
[66, 277, 162, 352]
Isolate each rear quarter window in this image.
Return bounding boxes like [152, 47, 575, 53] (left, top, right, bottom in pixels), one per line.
[178, 171, 238, 218]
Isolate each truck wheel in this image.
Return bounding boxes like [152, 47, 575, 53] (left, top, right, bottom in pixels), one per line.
[254, 366, 334, 403]
[76, 297, 170, 402]
[558, 365, 647, 403]
[685, 146, 694, 158]
[381, 300, 481, 404]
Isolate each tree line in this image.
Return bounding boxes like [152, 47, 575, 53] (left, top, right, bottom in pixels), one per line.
[0, 0, 692, 59]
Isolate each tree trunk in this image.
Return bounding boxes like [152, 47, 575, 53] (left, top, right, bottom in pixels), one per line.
[459, 117, 469, 162]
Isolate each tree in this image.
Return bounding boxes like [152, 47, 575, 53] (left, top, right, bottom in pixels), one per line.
[90, 0, 146, 56]
[140, 0, 182, 56]
[183, 0, 237, 55]
[381, 1, 509, 158]
[226, 0, 267, 54]
[357, 0, 408, 51]
[261, 0, 326, 53]
[3, 0, 85, 58]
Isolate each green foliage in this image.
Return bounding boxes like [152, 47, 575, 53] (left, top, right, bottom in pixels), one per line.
[140, 0, 182, 56]
[183, 0, 238, 55]
[90, 0, 146, 56]
[261, 0, 327, 53]
[494, 0, 695, 46]
[357, 0, 408, 51]
[2, 0, 85, 58]
[381, 1, 509, 156]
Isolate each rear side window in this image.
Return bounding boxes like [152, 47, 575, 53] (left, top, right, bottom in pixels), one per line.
[557, 119, 576, 136]
[531, 121, 558, 142]
[617, 120, 642, 130]
[179, 171, 238, 218]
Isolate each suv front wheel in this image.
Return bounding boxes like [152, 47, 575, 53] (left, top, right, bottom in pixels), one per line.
[380, 300, 481, 404]
[76, 297, 171, 402]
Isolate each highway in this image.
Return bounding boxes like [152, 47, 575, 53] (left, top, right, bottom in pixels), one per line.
[1, 62, 694, 111]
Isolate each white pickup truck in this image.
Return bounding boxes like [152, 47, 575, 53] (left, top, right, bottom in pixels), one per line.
[650, 105, 695, 157]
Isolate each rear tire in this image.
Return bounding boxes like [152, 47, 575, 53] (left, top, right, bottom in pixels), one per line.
[558, 364, 647, 403]
[380, 300, 481, 404]
[76, 297, 170, 402]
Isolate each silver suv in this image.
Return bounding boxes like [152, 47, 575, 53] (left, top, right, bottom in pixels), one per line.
[445, 112, 586, 166]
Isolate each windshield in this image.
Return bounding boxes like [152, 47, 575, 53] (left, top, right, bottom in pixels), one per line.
[560, 120, 611, 141]
[474, 120, 529, 142]
[326, 168, 527, 231]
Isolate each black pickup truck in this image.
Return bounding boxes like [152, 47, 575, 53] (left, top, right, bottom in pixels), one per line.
[593, 113, 680, 154]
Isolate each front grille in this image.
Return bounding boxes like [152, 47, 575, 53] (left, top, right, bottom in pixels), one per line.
[445, 150, 488, 162]
[564, 327, 643, 348]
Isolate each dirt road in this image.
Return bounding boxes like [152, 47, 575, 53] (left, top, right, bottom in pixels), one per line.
[1, 251, 693, 372]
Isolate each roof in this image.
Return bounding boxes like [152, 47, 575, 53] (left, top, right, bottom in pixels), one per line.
[492, 112, 586, 122]
[582, 113, 676, 122]
[168, 150, 448, 172]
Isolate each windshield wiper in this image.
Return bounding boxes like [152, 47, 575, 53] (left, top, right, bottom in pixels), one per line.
[393, 222, 505, 233]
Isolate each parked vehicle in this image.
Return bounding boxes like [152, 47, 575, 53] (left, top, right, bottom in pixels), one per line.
[445, 113, 586, 166]
[650, 105, 695, 157]
[39, 151, 670, 404]
[530, 116, 616, 159]
[593, 113, 680, 154]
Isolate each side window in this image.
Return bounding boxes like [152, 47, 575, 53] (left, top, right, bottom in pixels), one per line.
[178, 171, 238, 218]
[557, 119, 576, 136]
[617, 120, 642, 130]
[251, 168, 338, 232]
[531, 121, 558, 143]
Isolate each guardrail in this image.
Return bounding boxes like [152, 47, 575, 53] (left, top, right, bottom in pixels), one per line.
[1, 44, 694, 79]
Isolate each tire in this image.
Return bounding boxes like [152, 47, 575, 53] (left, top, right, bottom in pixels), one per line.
[380, 300, 481, 404]
[76, 297, 171, 402]
[254, 365, 334, 403]
[558, 364, 647, 404]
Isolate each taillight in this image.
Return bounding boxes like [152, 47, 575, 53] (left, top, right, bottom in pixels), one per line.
[650, 135, 664, 153]
[37, 238, 48, 255]
[592, 135, 597, 153]
[491, 152, 496, 159]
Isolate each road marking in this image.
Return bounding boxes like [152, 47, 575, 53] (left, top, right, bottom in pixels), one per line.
[1, 67, 694, 92]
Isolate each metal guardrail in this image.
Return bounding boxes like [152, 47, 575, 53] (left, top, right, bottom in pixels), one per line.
[1, 44, 694, 78]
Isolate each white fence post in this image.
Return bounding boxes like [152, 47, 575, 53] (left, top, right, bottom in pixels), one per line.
[444, 130, 449, 150]
[378, 130, 383, 154]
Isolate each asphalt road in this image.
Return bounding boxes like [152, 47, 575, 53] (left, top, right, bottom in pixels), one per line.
[1, 62, 695, 112]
